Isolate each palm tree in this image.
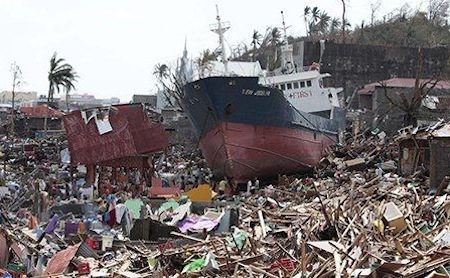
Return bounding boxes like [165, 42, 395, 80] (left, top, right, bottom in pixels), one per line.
[330, 18, 341, 32]
[340, 0, 347, 43]
[329, 18, 341, 40]
[153, 63, 169, 79]
[47, 52, 78, 104]
[303, 6, 311, 36]
[318, 12, 331, 35]
[196, 49, 217, 78]
[304, 6, 322, 37]
[269, 27, 282, 70]
[251, 30, 262, 61]
[311, 7, 321, 23]
[64, 83, 75, 112]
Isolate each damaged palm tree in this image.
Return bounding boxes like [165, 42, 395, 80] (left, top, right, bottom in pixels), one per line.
[47, 52, 78, 104]
[380, 48, 440, 127]
[45, 52, 78, 132]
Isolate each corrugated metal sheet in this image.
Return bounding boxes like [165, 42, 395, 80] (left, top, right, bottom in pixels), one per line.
[44, 243, 81, 275]
[64, 104, 169, 165]
[20, 105, 65, 118]
[0, 233, 7, 268]
[358, 78, 450, 95]
[432, 124, 450, 138]
[76, 242, 100, 259]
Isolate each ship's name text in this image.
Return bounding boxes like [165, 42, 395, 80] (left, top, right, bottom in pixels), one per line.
[241, 89, 271, 97]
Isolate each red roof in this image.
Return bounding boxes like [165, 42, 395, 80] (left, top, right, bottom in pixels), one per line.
[20, 105, 65, 118]
[358, 78, 450, 95]
[64, 104, 169, 165]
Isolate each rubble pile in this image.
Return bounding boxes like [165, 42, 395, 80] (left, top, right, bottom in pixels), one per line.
[1, 124, 450, 277]
[154, 145, 213, 190]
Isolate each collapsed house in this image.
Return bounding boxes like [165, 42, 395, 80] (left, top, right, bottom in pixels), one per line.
[63, 103, 169, 185]
[18, 104, 65, 135]
[397, 120, 450, 188]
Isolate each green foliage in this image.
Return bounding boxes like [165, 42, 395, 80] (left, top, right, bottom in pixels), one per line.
[352, 10, 450, 47]
[47, 52, 78, 103]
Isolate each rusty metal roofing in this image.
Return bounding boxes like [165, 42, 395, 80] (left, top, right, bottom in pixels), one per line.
[0, 233, 7, 268]
[64, 104, 169, 165]
[358, 78, 450, 95]
[44, 243, 81, 275]
[20, 105, 65, 118]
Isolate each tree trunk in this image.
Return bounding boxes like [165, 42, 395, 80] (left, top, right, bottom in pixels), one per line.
[341, 0, 346, 43]
[404, 113, 418, 127]
[44, 82, 52, 134]
[11, 83, 15, 135]
[66, 89, 70, 112]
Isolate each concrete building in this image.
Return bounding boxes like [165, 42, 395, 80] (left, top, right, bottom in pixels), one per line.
[356, 78, 450, 134]
[0, 91, 38, 107]
[132, 94, 157, 108]
[59, 93, 120, 110]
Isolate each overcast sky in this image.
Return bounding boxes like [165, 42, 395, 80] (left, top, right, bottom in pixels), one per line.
[0, 0, 426, 102]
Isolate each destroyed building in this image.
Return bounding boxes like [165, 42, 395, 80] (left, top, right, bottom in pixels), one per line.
[18, 104, 65, 133]
[132, 94, 157, 108]
[356, 78, 450, 134]
[398, 121, 450, 188]
[64, 103, 169, 184]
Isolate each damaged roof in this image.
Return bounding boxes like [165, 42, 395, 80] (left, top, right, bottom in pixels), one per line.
[20, 105, 65, 118]
[397, 120, 450, 140]
[358, 78, 450, 95]
[64, 103, 169, 165]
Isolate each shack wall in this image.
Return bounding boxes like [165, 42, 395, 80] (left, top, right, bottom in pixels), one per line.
[399, 139, 430, 176]
[430, 137, 450, 188]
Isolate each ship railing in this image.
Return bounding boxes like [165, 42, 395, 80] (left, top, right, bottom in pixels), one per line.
[265, 66, 317, 77]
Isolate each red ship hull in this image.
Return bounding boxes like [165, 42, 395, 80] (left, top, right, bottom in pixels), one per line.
[199, 122, 336, 180]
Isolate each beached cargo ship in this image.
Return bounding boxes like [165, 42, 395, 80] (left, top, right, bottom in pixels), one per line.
[181, 8, 345, 180]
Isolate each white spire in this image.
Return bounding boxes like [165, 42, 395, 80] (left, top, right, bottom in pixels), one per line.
[210, 5, 230, 74]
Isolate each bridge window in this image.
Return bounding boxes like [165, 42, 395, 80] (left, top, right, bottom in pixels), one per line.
[300, 81, 305, 88]
[286, 83, 292, 90]
[280, 83, 286, 90]
[306, 80, 312, 87]
[293, 82, 299, 89]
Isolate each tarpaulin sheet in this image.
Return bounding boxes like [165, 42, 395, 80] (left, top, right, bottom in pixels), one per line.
[64, 104, 168, 165]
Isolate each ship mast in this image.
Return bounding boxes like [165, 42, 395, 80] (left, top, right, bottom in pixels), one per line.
[210, 5, 230, 74]
[281, 11, 289, 47]
[280, 11, 296, 74]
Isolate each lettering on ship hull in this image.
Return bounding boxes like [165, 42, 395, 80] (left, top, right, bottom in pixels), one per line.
[242, 89, 271, 97]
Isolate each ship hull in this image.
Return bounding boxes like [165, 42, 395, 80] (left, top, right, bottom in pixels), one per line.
[200, 122, 335, 179]
[182, 76, 344, 180]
